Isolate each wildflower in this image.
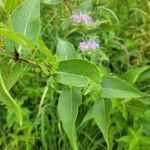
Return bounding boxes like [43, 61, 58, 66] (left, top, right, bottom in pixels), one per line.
[71, 11, 94, 25]
[79, 39, 100, 52]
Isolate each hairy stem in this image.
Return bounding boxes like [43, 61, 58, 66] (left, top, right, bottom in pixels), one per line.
[0, 50, 40, 68]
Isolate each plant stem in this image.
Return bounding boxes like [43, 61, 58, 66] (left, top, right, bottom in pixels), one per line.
[0, 50, 40, 68]
[37, 79, 50, 117]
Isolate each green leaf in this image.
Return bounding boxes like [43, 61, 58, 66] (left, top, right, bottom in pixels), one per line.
[58, 86, 82, 150]
[98, 6, 120, 24]
[37, 39, 54, 60]
[121, 66, 150, 84]
[57, 59, 100, 82]
[42, 0, 61, 5]
[54, 72, 88, 87]
[126, 100, 149, 118]
[118, 134, 140, 150]
[0, 72, 22, 126]
[0, 27, 34, 48]
[113, 112, 127, 133]
[136, 119, 150, 136]
[99, 50, 109, 62]
[102, 76, 148, 98]
[79, 0, 93, 11]
[0, 0, 4, 9]
[4, 0, 22, 12]
[140, 136, 150, 146]
[37, 39, 58, 74]
[117, 128, 150, 150]
[129, 138, 139, 150]
[138, 69, 150, 81]
[11, 0, 41, 43]
[81, 99, 112, 150]
[0, 58, 23, 90]
[56, 39, 77, 61]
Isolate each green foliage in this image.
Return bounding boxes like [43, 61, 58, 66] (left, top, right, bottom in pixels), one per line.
[11, 0, 41, 43]
[56, 39, 77, 61]
[55, 72, 88, 87]
[81, 99, 112, 150]
[122, 66, 150, 84]
[55, 59, 100, 87]
[42, 0, 61, 5]
[0, 58, 23, 90]
[0, 26, 34, 47]
[0, 72, 22, 126]
[0, 0, 149, 150]
[58, 86, 82, 150]
[4, 0, 22, 12]
[57, 59, 100, 82]
[102, 76, 148, 98]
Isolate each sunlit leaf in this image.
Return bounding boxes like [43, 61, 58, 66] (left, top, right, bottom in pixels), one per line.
[11, 0, 41, 43]
[4, 0, 22, 12]
[0, 27, 34, 47]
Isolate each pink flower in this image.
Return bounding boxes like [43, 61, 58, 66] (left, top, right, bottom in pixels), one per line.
[71, 11, 94, 25]
[79, 39, 100, 52]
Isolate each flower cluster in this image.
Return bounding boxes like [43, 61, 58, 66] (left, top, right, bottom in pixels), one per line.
[79, 39, 100, 52]
[70, 11, 100, 52]
[71, 11, 93, 25]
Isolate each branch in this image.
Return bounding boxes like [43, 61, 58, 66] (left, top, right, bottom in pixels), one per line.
[0, 50, 40, 68]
